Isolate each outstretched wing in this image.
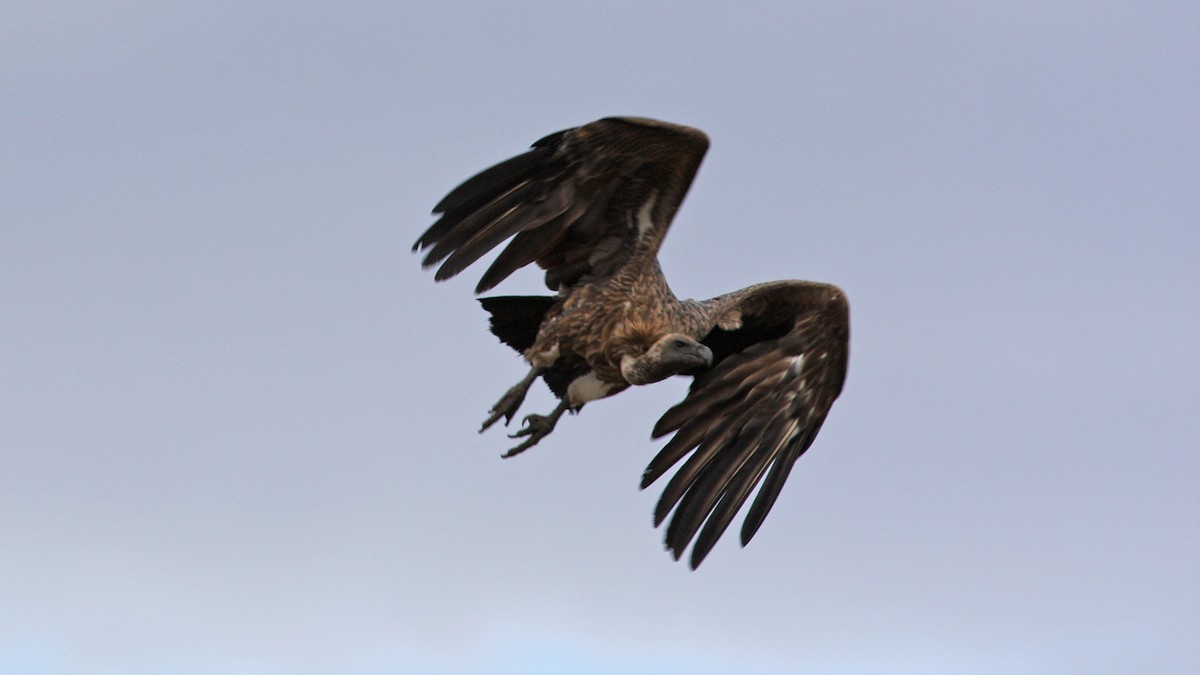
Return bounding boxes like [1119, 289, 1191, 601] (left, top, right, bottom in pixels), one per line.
[643, 281, 850, 568]
[414, 117, 709, 293]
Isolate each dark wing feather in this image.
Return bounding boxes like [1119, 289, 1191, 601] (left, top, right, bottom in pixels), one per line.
[477, 295, 557, 353]
[643, 281, 850, 568]
[414, 117, 709, 293]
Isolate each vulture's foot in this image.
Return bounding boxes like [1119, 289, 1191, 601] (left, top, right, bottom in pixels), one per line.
[480, 366, 542, 432]
[502, 400, 571, 458]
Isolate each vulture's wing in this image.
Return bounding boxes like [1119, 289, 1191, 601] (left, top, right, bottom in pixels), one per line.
[414, 117, 709, 293]
[643, 281, 850, 568]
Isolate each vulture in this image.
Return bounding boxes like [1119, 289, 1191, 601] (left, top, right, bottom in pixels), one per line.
[413, 117, 849, 568]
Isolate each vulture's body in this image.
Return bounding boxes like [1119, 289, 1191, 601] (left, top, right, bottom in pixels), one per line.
[414, 117, 849, 568]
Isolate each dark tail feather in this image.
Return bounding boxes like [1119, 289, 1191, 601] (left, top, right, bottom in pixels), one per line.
[478, 295, 557, 353]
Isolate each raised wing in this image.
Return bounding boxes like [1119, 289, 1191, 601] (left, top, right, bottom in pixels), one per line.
[643, 281, 850, 568]
[414, 117, 709, 293]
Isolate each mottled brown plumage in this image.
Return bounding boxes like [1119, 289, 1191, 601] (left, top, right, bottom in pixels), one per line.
[414, 117, 850, 568]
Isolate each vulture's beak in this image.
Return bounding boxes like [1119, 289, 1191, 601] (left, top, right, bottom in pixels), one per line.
[681, 343, 713, 373]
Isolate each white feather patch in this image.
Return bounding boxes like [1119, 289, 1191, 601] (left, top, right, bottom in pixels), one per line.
[635, 192, 659, 239]
[567, 372, 617, 406]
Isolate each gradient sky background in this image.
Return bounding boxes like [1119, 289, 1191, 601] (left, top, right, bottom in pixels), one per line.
[3, 3, 1198, 674]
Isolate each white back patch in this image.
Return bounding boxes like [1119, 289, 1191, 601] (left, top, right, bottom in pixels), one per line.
[789, 354, 806, 374]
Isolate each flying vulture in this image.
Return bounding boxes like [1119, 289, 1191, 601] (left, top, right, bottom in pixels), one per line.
[413, 117, 849, 568]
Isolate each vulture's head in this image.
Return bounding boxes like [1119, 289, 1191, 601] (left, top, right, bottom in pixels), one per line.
[621, 334, 713, 385]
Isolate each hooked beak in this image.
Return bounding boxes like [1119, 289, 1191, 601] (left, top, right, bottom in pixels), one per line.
[681, 343, 713, 373]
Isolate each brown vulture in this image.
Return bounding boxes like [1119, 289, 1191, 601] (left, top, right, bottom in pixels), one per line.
[413, 117, 849, 568]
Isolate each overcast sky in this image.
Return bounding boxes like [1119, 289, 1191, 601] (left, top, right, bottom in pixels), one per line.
[3, 3, 1197, 674]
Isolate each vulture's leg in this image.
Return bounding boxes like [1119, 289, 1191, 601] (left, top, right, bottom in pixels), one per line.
[502, 400, 574, 458]
[480, 365, 542, 432]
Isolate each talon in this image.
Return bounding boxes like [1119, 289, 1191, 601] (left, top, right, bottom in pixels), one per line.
[498, 402, 570, 458]
[508, 414, 542, 438]
[480, 367, 541, 432]
[480, 407, 511, 433]
[502, 437, 539, 459]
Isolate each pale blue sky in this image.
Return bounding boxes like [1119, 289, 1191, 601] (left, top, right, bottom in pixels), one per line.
[2, 2, 1197, 673]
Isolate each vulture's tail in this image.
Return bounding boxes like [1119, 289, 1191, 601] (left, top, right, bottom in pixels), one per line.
[478, 296, 557, 353]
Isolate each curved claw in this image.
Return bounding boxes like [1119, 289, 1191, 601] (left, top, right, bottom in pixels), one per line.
[500, 402, 570, 458]
[508, 414, 546, 439]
